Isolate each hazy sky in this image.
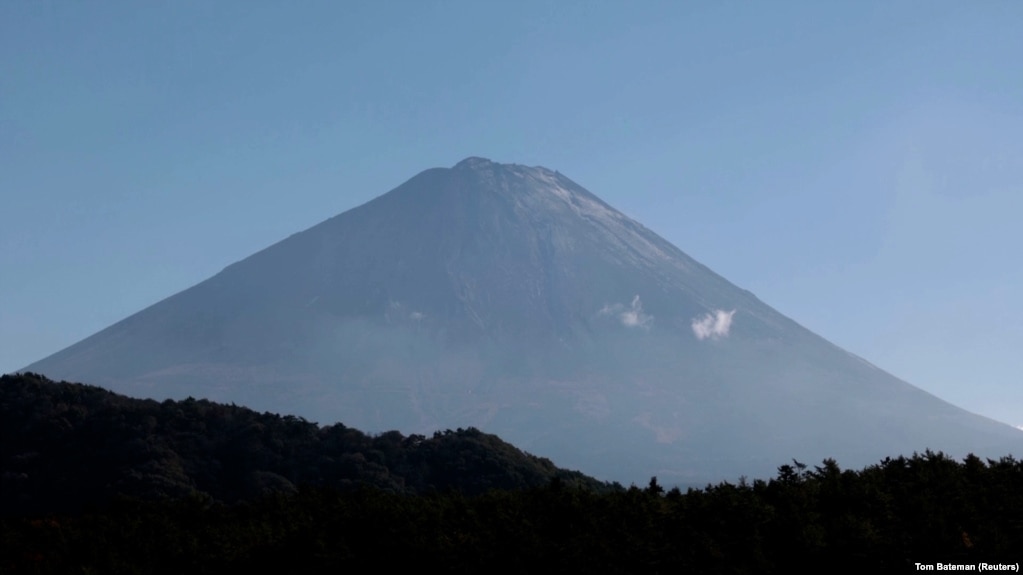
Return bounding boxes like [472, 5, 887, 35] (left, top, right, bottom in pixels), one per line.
[2, 2, 1021, 428]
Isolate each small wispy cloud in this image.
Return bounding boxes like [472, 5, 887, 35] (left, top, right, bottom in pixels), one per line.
[599, 295, 653, 329]
[691, 309, 736, 340]
[621, 295, 652, 328]
[385, 301, 425, 323]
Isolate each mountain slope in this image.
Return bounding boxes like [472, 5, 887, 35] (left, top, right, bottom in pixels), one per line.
[24, 157, 1021, 484]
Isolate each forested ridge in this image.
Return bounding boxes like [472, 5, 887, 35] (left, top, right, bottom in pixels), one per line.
[1, 372, 603, 514]
[2, 372, 1021, 573]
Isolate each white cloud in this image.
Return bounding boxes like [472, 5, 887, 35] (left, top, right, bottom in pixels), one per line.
[691, 309, 735, 340]
[599, 295, 653, 329]
[621, 295, 653, 328]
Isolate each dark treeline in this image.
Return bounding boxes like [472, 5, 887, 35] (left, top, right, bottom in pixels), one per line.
[1, 372, 603, 515]
[2, 373, 1021, 573]
[3, 454, 1022, 573]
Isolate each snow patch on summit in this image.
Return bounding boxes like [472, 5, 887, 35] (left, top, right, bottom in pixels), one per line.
[518, 167, 683, 270]
[529, 169, 621, 227]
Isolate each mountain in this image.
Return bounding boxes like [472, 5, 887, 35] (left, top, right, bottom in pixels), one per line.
[22, 157, 1021, 484]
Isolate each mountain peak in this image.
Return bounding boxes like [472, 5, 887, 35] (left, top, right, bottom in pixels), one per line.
[452, 156, 557, 178]
[453, 156, 497, 170]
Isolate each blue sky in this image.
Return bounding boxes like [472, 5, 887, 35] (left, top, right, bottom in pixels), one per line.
[2, 1, 1021, 428]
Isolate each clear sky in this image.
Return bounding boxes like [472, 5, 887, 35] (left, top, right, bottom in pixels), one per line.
[2, 1, 1021, 428]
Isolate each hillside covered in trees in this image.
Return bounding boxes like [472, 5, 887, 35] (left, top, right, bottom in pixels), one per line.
[2, 372, 1021, 573]
[1, 372, 603, 515]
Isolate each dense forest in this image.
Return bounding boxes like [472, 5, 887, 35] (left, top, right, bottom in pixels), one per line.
[1, 372, 603, 514]
[2, 373, 1021, 573]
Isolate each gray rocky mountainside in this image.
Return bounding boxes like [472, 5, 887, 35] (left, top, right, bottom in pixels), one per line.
[24, 157, 1021, 485]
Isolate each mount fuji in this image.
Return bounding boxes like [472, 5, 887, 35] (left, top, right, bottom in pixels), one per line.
[23, 157, 1021, 484]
